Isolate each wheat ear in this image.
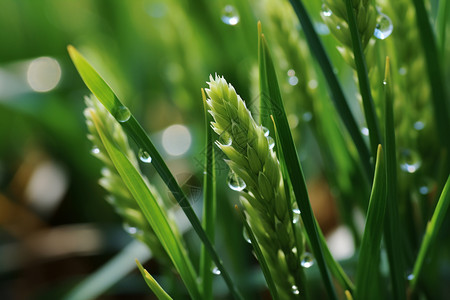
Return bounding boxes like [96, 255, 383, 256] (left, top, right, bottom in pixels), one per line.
[321, 0, 377, 68]
[84, 95, 175, 263]
[206, 75, 307, 299]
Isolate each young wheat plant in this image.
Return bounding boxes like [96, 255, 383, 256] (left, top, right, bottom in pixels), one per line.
[206, 74, 307, 299]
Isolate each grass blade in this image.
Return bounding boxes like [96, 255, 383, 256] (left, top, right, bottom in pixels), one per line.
[136, 259, 173, 300]
[411, 0, 450, 170]
[90, 111, 201, 299]
[316, 221, 355, 293]
[235, 205, 280, 300]
[382, 57, 406, 300]
[261, 34, 338, 300]
[64, 240, 151, 300]
[344, 0, 381, 157]
[199, 88, 216, 300]
[67, 46, 242, 300]
[355, 145, 387, 300]
[288, 0, 373, 180]
[410, 175, 450, 291]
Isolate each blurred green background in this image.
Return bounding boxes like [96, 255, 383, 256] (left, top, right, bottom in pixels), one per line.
[1, 0, 449, 299]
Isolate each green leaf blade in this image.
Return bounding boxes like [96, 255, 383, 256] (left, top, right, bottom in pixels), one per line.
[355, 145, 387, 300]
[136, 259, 173, 300]
[261, 34, 338, 300]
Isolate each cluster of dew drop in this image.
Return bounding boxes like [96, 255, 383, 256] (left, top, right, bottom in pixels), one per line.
[320, 3, 393, 40]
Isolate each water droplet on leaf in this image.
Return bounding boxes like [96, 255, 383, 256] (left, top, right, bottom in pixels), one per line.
[302, 112, 313, 122]
[139, 149, 152, 163]
[212, 266, 221, 275]
[293, 208, 301, 224]
[123, 223, 139, 235]
[291, 285, 300, 295]
[267, 136, 275, 150]
[115, 106, 131, 122]
[321, 4, 332, 17]
[301, 252, 314, 268]
[243, 227, 251, 243]
[361, 127, 369, 136]
[227, 171, 246, 191]
[262, 126, 270, 137]
[407, 273, 414, 281]
[91, 146, 100, 154]
[374, 13, 393, 40]
[399, 149, 421, 173]
[221, 5, 240, 26]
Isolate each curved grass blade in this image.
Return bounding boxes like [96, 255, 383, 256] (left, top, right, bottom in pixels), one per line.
[64, 240, 151, 300]
[410, 175, 450, 292]
[316, 220, 355, 293]
[382, 57, 406, 300]
[355, 145, 387, 300]
[235, 205, 280, 300]
[90, 111, 201, 299]
[411, 0, 450, 169]
[344, 0, 381, 157]
[136, 259, 173, 300]
[288, 0, 373, 181]
[67, 46, 242, 300]
[261, 34, 338, 300]
[199, 88, 216, 300]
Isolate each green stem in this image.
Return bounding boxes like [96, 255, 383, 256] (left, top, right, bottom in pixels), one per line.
[344, 0, 381, 158]
[288, 0, 373, 181]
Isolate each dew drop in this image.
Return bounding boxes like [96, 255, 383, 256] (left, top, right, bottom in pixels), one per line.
[115, 106, 131, 122]
[314, 22, 330, 35]
[291, 285, 300, 295]
[374, 13, 393, 40]
[399, 149, 421, 173]
[321, 4, 332, 17]
[361, 127, 369, 136]
[407, 273, 414, 281]
[287, 69, 299, 86]
[227, 171, 246, 191]
[413, 121, 425, 131]
[267, 136, 275, 150]
[123, 223, 138, 235]
[212, 266, 221, 275]
[221, 5, 240, 26]
[302, 112, 313, 122]
[139, 149, 152, 163]
[262, 126, 270, 137]
[243, 227, 252, 244]
[293, 208, 301, 224]
[308, 79, 318, 90]
[301, 252, 314, 268]
[399, 67, 407, 75]
[91, 146, 100, 154]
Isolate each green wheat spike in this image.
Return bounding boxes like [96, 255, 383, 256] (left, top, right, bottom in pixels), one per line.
[206, 75, 307, 299]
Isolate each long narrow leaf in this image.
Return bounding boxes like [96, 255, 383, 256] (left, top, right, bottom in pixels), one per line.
[344, 0, 381, 157]
[68, 46, 242, 300]
[90, 111, 201, 299]
[382, 57, 406, 300]
[411, 0, 450, 169]
[261, 34, 338, 300]
[355, 145, 387, 300]
[410, 175, 450, 291]
[288, 0, 373, 180]
[437, 0, 449, 58]
[235, 206, 280, 300]
[136, 259, 173, 300]
[199, 88, 216, 300]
